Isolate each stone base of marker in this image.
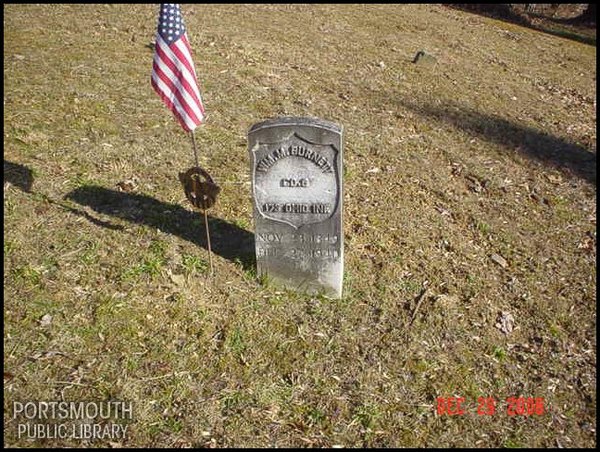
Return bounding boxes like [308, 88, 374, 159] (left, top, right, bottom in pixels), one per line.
[248, 117, 344, 298]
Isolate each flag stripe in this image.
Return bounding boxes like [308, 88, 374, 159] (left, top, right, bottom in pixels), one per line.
[152, 49, 204, 124]
[180, 35, 197, 77]
[151, 4, 205, 132]
[154, 36, 205, 118]
[172, 37, 203, 99]
[151, 76, 196, 131]
[174, 37, 205, 114]
[152, 66, 200, 129]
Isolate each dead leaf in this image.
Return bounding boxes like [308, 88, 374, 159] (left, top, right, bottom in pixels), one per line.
[116, 179, 138, 192]
[546, 173, 563, 184]
[169, 272, 185, 287]
[495, 311, 515, 334]
[577, 233, 596, 252]
[39, 314, 53, 327]
[450, 162, 463, 176]
[491, 253, 508, 268]
[435, 294, 459, 308]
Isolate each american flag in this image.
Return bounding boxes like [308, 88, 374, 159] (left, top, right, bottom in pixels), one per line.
[151, 3, 205, 132]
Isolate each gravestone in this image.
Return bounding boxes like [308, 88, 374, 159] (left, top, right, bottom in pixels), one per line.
[412, 50, 437, 66]
[248, 117, 343, 297]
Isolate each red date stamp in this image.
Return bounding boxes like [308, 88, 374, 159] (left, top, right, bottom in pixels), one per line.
[436, 397, 545, 416]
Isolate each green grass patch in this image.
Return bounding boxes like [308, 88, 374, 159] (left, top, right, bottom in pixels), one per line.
[121, 238, 167, 281]
[182, 253, 208, 275]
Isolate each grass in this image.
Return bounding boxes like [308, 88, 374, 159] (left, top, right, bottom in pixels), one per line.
[493, 346, 507, 362]
[121, 239, 168, 281]
[4, 3, 597, 448]
[181, 253, 208, 276]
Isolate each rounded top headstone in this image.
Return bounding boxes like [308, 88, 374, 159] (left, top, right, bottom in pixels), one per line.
[248, 117, 342, 135]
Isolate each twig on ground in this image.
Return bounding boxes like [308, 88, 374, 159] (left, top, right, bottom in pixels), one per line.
[410, 282, 430, 325]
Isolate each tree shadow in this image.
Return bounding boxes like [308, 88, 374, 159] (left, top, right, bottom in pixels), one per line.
[399, 99, 596, 186]
[446, 5, 596, 47]
[65, 185, 256, 270]
[525, 19, 596, 47]
[4, 161, 34, 192]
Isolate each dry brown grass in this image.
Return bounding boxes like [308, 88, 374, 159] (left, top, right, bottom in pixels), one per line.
[4, 4, 596, 448]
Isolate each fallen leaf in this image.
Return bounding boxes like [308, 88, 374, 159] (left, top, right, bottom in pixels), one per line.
[435, 294, 459, 308]
[116, 179, 138, 192]
[546, 173, 563, 184]
[39, 314, 53, 327]
[491, 253, 508, 268]
[577, 233, 596, 252]
[495, 311, 515, 334]
[170, 273, 185, 286]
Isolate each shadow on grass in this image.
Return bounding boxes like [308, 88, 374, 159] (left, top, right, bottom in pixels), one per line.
[400, 99, 596, 186]
[529, 24, 596, 47]
[65, 185, 256, 271]
[447, 5, 596, 46]
[4, 160, 126, 231]
[4, 161, 34, 192]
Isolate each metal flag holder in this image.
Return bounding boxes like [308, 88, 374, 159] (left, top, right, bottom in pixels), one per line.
[178, 130, 221, 276]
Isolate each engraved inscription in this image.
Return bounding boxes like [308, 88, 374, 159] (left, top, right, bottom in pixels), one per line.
[293, 233, 339, 244]
[280, 177, 310, 188]
[256, 233, 339, 243]
[251, 132, 339, 229]
[257, 247, 278, 257]
[288, 247, 340, 259]
[256, 232, 282, 242]
[262, 203, 280, 213]
[256, 144, 333, 173]
[261, 203, 331, 214]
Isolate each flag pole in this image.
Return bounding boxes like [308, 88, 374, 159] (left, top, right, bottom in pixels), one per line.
[190, 129, 214, 277]
[191, 128, 200, 168]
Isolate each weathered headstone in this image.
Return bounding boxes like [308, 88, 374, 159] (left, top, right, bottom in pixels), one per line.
[248, 117, 343, 297]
